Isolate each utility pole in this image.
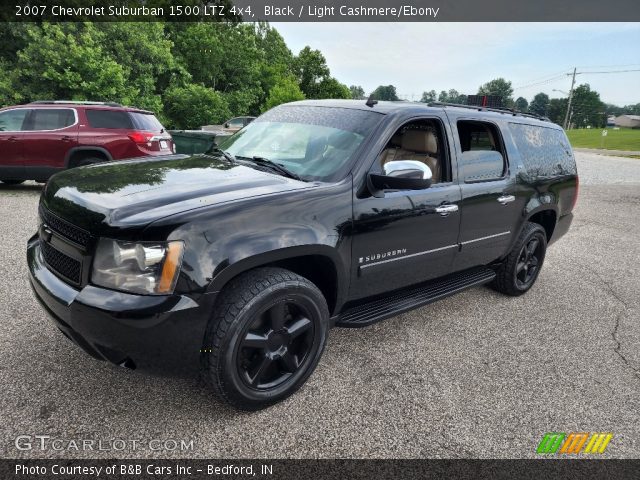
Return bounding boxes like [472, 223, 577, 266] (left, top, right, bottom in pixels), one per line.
[563, 67, 577, 130]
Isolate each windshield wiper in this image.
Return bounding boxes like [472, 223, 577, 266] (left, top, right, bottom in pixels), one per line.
[237, 156, 303, 181]
[210, 148, 237, 164]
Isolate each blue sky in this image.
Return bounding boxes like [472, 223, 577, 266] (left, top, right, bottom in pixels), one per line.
[273, 23, 640, 105]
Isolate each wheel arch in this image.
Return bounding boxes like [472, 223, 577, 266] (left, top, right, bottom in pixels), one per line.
[207, 245, 347, 316]
[526, 208, 557, 242]
[65, 147, 113, 168]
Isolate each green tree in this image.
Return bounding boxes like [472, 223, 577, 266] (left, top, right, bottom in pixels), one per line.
[14, 23, 132, 103]
[252, 23, 294, 114]
[438, 89, 466, 104]
[0, 59, 19, 106]
[548, 98, 567, 125]
[292, 46, 331, 98]
[95, 23, 186, 118]
[420, 90, 437, 103]
[171, 23, 260, 93]
[529, 92, 550, 117]
[163, 84, 231, 129]
[569, 84, 605, 128]
[478, 77, 514, 107]
[263, 76, 305, 110]
[515, 97, 528, 112]
[370, 85, 399, 101]
[349, 85, 365, 100]
[315, 77, 351, 99]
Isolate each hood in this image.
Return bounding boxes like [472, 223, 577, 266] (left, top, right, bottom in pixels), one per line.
[42, 154, 309, 234]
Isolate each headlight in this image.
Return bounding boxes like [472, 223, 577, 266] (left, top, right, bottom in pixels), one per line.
[91, 238, 184, 295]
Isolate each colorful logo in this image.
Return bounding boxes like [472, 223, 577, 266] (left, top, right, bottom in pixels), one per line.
[537, 432, 613, 454]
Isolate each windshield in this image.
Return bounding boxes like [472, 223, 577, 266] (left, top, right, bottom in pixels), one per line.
[218, 105, 382, 181]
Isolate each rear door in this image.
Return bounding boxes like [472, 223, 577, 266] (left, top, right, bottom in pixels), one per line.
[451, 118, 524, 270]
[0, 108, 29, 179]
[22, 108, 78, 169]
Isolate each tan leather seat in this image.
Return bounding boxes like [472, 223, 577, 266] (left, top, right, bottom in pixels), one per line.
[377, 133, 402, 166]
[385, 130, 441, 183]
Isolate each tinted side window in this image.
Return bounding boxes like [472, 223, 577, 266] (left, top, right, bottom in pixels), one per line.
[227, 118, 244, 128]
[25, 109, 75, 131]
[509, 123, 577, 178]
[0, 109, 29, 131]
[86, 110, 133, 129]
[376, 118, 450, 184]
[457, 120, 506, 182]
[129, 112, 163, 131]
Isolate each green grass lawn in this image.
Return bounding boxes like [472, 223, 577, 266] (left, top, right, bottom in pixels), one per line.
[566, 128, 640, 151]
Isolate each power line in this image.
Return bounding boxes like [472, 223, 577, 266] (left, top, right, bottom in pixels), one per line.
[513, 67, 640, 91]
[576, 63, 640, 69]
[513, 74, 567, 90]
[576, 69, 640, 75]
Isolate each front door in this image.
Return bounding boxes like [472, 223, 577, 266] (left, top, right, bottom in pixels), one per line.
[0, 108, 29, 180]
[22, 108, 78, 170]
[350, 117, 461, 301]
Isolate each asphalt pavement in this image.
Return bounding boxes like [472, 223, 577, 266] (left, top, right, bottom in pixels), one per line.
[1, 152, 639, 459]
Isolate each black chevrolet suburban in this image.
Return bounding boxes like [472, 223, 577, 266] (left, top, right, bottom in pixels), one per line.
[28, 100, 578, 410]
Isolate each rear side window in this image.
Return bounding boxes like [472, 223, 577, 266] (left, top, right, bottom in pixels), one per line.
[227, 118, 244, 128]
[129, 112, 164, 131]
[457, 120, 507, 181]
[24, 109, 75, 131]
[0, 109, 29, 131]
[86, 110, 134, 129]
[509, 123, 577, 177]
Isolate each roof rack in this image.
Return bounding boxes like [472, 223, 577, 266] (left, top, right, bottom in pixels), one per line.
[428, 101, 549, 122]
[29, 100, 123, 107]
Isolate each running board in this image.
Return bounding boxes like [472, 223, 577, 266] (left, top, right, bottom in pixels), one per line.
[336, 267, 496, 328]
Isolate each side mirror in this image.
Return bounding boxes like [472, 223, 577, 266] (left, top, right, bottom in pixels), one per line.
[460, 150, 504, 183]
[368, 160, 432, 197]
[224, 123, 229, 128]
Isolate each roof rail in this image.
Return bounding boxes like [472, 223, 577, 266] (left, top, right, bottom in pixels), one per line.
[428, 101, 548, 122]
[29, 100, 123, 107]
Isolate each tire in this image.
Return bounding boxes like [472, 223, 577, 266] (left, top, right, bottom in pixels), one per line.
[491, 222, 547, 296]
[202, 267, 329, 410]
[76, 157, 103, 167]
[1, 179, 25, 185]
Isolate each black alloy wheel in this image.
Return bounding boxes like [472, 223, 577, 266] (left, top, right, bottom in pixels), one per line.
[236, 299, 315, 390]
[202, 267, 329, 410]
[491, 221, 547, 296]
[515, 236, 543, 289]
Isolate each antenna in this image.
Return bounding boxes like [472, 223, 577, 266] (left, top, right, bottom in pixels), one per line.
[365, 95, 378, 108]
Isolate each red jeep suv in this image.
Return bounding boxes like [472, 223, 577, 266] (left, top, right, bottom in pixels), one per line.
[0, 101, 174, 184]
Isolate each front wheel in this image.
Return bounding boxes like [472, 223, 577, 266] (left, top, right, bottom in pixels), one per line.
[491, 222, 547, 296]
[202, 267, 329, 410]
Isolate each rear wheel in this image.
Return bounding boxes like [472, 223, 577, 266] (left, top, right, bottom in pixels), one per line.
[491, 222, 547, 296]
[202, 267, 329, 410]
[76, 157, 103, 167]
[0, 179, 25, 185]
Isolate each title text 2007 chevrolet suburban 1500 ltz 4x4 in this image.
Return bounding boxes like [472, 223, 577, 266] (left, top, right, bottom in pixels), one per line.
[28, 100, 578, 410]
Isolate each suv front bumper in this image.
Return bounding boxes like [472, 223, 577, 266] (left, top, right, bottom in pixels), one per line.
[27, 235, 215, 376]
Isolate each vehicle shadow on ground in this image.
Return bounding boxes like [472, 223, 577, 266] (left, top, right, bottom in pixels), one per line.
[41, 331, 253, 420]
[0, 183, 43, 192]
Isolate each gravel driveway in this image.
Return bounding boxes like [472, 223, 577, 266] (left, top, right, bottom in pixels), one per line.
[1, 152, 639, 459]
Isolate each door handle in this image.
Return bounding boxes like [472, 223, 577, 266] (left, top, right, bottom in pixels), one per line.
[61, 136, 73, 142]
[497, 195, 516, 205]
[435, 204, 459, 216]
[7, 136, 18, 142]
